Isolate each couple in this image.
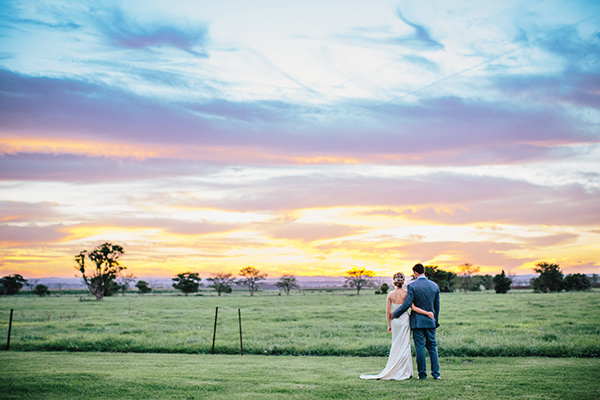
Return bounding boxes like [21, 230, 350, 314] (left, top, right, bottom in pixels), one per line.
[360, 263, 441, 381]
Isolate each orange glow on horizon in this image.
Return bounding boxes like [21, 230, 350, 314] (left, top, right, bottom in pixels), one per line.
[0, 136, 442, 166]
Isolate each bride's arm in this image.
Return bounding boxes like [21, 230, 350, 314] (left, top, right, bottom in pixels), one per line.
[411, 304, 434, 319]
[386, 295, 392, 333]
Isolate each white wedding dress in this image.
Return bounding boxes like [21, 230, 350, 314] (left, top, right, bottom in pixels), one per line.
[360, 303, 413, 380]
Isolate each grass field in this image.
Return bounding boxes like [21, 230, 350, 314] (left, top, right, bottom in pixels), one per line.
[1, 352, 599, 399]
[1, 290, 599, 357]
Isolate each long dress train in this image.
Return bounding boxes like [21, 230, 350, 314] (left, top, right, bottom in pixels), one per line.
[360, 303, 413, 380]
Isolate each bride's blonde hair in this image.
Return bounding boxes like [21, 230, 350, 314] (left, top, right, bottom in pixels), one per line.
[392, 272, 405, 288]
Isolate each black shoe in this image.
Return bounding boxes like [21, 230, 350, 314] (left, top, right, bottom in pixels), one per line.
[433, 376, 441, 380]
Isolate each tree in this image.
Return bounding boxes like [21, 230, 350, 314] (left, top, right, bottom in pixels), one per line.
[344, 266, 375, 295]
[563, 273, 592, 292]
[116, 273, 136, 295]
[481, 275, 494, 290]
[0, 274, 28, 296]
[33, 284, 51, 297]
[172, 272, 202, 296]
[424, 265, 457, 293]
[75, 242, 126, 300]
[206, 272, 236, 296]
[237, 266, 267, 296]
[531, 261, 563, 293]
[379, 283, 390, 294]
[276, 275, 301, 295]
[135, 280, 152, 294]
[492, 270, 512, 294]
[458, 263, 481, 292]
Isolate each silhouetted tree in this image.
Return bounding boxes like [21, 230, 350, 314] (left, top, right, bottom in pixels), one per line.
[207, 272, 236, 296]
[172, 272, 202, 296]
[33, 284, 51, 297]
[563, 273, 591, 292]
[135, 280, 152, 294]
[75, 243, 126, 300]
[492, 270, 512, 294]
[276, 275, 301, 295]
[344, 266, 375, 295]
[237, 266, 267, 296]
[0, 274, 28, 296]
[530, 261, 563, 293]
[424, 265, 457, 292]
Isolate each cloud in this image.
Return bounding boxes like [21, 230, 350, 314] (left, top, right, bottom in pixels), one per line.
[401, 55, 440, 72]
[0, 153, 218, 183]
[91, 7, 209, 56]
[524, 233, 579, 248]
[0, 201, 62, 222]
[395, 9, 444, 50]
[539, 25, 600, 71]
[159, 173, 600, 227]
[101, 217, 242, 236]
[0, 224, 69, 246]
[493, 71, 600, 112]
[267, 222, 368, 243]
[1, 69, 597, 169]
[314, 237, 530, 271]
[398, 240, 527, 270]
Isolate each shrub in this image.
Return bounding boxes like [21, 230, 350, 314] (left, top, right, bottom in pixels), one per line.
[33, 284, 51, 297]
[424, 265, 457, 292]
[492, 270, 512, 294]
[531, 262, 563, 293]
[563, 274, 592, 292]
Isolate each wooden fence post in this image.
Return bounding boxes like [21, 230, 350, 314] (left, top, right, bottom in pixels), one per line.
[211, 307, 218, 354]
[6, 309, 13, 351]
[238, 308, 243, 356]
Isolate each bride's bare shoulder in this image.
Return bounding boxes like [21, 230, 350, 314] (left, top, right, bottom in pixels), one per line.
[388, 288, 407, 303]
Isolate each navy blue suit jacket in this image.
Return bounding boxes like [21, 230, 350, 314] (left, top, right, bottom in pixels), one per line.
[393, 276, 440, 329]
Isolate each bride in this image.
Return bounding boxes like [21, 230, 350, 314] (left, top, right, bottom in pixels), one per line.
[360, 272, 434, 380]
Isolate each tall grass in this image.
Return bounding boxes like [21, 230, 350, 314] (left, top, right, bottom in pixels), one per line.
[1, 290, 598, 357]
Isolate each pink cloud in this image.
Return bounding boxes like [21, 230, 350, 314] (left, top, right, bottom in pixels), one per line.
[267, 222, 368, 242]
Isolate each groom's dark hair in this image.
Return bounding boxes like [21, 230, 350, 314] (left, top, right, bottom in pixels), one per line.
[413, 263, 425, 274]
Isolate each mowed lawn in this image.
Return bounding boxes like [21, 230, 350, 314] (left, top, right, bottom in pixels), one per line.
[1, 290, 599, 357]
[1, 352, 599, 399]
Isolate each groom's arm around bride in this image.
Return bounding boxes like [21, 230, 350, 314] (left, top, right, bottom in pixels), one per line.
[392, 263, 441, 380]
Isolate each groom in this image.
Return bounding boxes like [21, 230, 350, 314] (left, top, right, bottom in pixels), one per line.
[393, 263, 441, 380]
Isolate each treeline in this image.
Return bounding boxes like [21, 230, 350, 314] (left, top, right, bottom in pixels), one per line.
[2, 242, 596, 298]
[421, 265, 512, 294]
[419, 262, 595, 294]
[169, 267, 300, 297]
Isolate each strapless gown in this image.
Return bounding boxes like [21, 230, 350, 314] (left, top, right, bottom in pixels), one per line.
[360, 303, 413, 380]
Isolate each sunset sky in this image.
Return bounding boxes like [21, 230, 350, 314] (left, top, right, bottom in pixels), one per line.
[1, 0, 599, 280]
